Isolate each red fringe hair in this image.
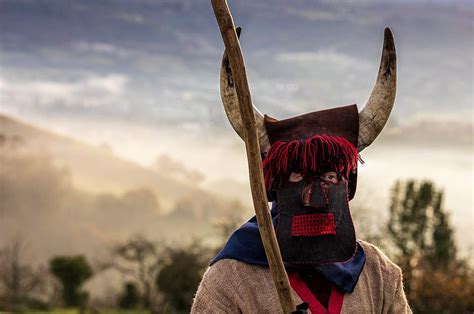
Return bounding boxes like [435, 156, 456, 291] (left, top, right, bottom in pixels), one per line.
[262, 134, 358, 190]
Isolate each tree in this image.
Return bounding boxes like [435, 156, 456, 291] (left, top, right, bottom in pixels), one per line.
[0, 238, 46, 310]
[427, 192, 456, 270]
[117, 282, 140, 309]
[49, 255, 92, 307]
[410, 262, 474, 313]
[386, 179, 473, 312]
[212, 201, 244, 244]
[156, 242, 210, 313]
[387, 180, 452, 292]
[107, 235, 160, 308]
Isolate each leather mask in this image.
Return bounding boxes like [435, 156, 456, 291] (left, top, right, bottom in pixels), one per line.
[275, 175, 356, 266]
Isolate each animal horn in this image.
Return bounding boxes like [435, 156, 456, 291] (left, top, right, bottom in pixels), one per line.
[358, 28, 397, 151]
[220, 27, 271, 153]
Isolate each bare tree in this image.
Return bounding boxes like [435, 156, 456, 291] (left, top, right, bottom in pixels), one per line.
[0, 238, 45, 306]
[101, 235, 160, 309]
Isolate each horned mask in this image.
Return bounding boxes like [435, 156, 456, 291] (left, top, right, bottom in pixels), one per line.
[219, 27, 396, 265]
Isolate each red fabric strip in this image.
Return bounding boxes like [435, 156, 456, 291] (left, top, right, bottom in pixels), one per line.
[291, 213, 336, 237]
[328, 286, 344, 314]
[288, 272, 344, 314]
[262, 134, 358, 190]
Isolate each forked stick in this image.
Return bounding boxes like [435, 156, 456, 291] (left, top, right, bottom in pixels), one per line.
[211, 0, 295, 312]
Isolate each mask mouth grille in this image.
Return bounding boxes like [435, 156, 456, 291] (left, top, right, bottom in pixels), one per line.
[291, 213, 336, 237]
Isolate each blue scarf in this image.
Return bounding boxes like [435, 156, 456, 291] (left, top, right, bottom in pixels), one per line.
[211, 202, 365, 293]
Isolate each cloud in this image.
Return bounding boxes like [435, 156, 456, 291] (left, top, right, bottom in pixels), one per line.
[72, 41, 131, 58]
[115, 12, 146, 25]
[0, 74, 129, 110]
[290, 9, 341, 22]
[285, 4, 383, 25]
[380, 120, 473, 148]
[153, 154, 205, 184]
[275, 50, 370, 71]
[173, 31, 220, 57]
[245, 50, 373, 116]
[0, 0, 471, 137]
[133, 54, 190, 75]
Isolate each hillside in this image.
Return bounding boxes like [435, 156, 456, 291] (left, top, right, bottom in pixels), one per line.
[1, 114, 219, 210]
[0, 114, 243, 263]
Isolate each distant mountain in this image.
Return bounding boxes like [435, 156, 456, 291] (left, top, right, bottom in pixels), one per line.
[0, 114, 242, 263]
[1, 114, 229, 209]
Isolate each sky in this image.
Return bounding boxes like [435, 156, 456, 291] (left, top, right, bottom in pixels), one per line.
[0, 0, 473, 249]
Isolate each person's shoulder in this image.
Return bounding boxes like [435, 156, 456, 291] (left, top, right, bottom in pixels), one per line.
[193, 259, 259, 312]
[209, 258, 271, 276]
[358, 240, 402, 277]
[354, 242, 411, 312]
[204, 259, 271, 286]
[194, 259, 286, 313]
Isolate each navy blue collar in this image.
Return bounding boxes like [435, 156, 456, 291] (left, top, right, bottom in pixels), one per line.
[211, 202, 365, 293]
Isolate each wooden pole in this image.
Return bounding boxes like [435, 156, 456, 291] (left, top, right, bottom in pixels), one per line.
[211, 1, 295, 312]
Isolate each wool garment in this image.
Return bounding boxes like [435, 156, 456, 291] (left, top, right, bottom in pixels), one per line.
[192, 240, 411, 314]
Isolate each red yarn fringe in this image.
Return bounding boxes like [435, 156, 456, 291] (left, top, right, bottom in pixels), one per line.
[263, 134, 358, 190]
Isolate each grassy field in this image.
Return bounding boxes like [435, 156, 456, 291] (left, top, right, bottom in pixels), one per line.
[3, 310, 150, 314]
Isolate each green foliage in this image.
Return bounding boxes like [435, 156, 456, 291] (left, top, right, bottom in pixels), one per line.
[387, 179, 473, 313]
[428, 192, 456, 270]
[155, 242, 209, 313]
[388, 181, 434, 259]
[117, 282, 140, 309]
[49, 256, 93, 307]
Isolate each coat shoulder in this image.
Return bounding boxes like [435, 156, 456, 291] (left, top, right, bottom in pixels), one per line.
[193, 259, 284, 313]
[343, 241, 411, 313]
[206, 258, 272, 283]
[358, 240, 402, 276]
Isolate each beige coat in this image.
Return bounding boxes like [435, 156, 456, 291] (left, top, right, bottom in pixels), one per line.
[192, 240, 411, 313]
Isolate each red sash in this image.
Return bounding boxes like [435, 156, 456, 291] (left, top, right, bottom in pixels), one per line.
[288, 272, 344, 314]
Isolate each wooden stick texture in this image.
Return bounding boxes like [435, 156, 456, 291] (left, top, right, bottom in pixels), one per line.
[211, 0, 295, 312]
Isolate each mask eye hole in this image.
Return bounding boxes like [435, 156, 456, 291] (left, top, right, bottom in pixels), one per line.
[288, 172, 303, 182]
[320, 171, 339, 184]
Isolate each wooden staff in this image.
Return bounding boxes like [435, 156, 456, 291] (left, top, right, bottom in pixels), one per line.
[211, 0, 295, 312]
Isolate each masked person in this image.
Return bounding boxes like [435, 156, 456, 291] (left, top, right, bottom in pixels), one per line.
[192, 28, 411, 313]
